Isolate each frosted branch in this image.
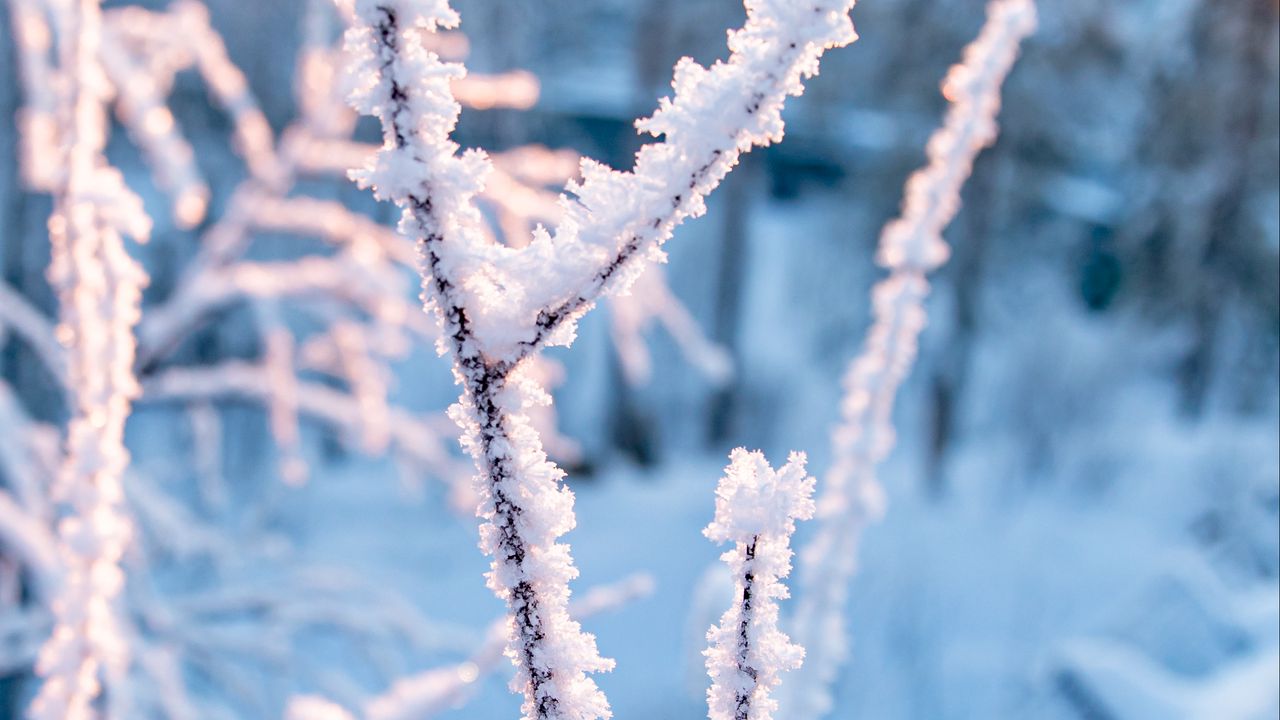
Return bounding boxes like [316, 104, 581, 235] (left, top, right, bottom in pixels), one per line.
[138, 256, 425, 364]
[877, 0, 1037, 272]
[345, 3, 611, 716]
[30, 0, 152, 717]
[704, 449, 814, 720]
[99, 22, 209, 228]
[140, 360, 466, 490]
[784, 2, 1036, 717]
[271, 120, 724, 393]
[342, 1, 855, 715]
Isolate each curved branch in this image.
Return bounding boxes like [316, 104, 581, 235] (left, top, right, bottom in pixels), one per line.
[139, 361, 465, 484]
[137, 257, 427, 366]
[0, 282, 66, 385]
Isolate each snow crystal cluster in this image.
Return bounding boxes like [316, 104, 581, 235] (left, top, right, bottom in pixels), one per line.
[783, 2, 1037, 717]
[704, 449, 815, 720]
[342, 0, 857, 717]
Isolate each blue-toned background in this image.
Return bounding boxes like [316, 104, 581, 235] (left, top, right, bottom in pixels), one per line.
[1, 1, 1277, 718]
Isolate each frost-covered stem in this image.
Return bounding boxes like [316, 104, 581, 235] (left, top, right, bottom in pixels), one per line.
[284, 574, 655, 720]
[782, 276, 926, 719]
[730, 537, 760, 720]
[363, 573, 655, 720]
[351, 6, 612, 716]
[875, 0, 1038, 272]
[784, 2, 1036, 717]
[501, 1, 859, 363]
[30, 0, 150, 717]
[98, 23, 209, 228]
[705, 450, 814, 720]
[139, 360, 463, 481]
[427, 277, 576, 719]
[344, 1, 856, 717]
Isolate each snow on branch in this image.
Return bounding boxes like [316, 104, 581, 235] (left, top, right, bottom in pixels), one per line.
[704, 449, 814, 720]
[345, 0, 859, 364]
[784, 2, 1036, 717]
[878, 0, 1038, 273]
[98, 22, 209, 229]
[29, 0, 153, 717]
[343, 1, 854, 716]
[168, 0, 285, 188]
[259, 25, 729, 393]
[8, 0, 62, 190]
[283, 129, 731, 388]
[139, 359, 469, 492]
[138, 252, 430, 365]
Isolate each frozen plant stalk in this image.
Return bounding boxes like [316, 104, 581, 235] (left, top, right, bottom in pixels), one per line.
[784, 1, 1037, 717]
[342, 0, 856, 717]
[29, 0, 152, 718]
[705, 449, 815, 720]
[343, 3, 613, 717]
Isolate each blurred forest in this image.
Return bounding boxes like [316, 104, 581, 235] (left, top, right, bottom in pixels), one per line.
[1, 0, 1278, 718]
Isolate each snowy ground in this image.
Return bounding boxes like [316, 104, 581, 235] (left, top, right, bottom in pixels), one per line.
[291, 402, 1278, 720]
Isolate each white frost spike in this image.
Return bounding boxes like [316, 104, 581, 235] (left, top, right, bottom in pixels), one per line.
[705, 449, 814, 720]
[30, 0, 151, 718]
[784, 2, 1036, 718]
